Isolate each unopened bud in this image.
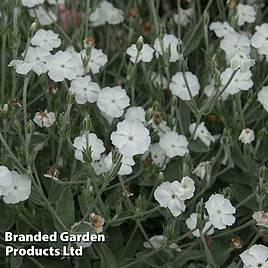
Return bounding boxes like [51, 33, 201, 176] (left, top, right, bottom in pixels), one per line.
[82, 115, 92, 131]
[259, 166, 267, 179]
[145, 107, 153, 122]
[221, 187, 233, 200]
[136, 36, 144, 51]
[158, 172, 165, 183]
[28, 22, 37, 38]
[83, 36, 95, 48]
[26, 120, 35, 134]
[66, 92, 75, 104]
[196, 199, 205, 229]
[202, 11, 209, 26]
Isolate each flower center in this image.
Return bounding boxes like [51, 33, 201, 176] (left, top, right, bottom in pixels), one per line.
[216, 209, 222, 214]
[171, 193, 176, 199]
[128, 135, 134, 141]
[257, 264, 262, 267]
[111, 99, 115, 103]
[13, 185, 18, 190]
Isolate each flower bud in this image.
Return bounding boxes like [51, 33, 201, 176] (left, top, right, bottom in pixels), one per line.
[26, 120, 35, 134]
[145, 107, 153, 122]
[259, 166, 267, 179]
[83, 36, 95, 48]
[196, 199, 205, 229]
[82, 115, 92, 132]
[136, 36, 144, 51]
[28, 22, 37, 38]
[221, 187, 233, 200]
[202, 11, 209, 26]
[66, 92, 75, 104]
[158, 172, 165, 183]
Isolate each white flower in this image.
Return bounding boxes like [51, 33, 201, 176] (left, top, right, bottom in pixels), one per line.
[33, 110, 56, 128]
[220, 32, 251, 60]
[252, 211, 268, 228]
[150, 72, 168, 88]
[169, 72, 200, 101]
[104, 152, 135, 176]
[209, 21, 235, 38]
[125, 106, 145, 122]
[3, 171, 31, 204]
[154, 34, 181, 62]
[205, 194, 236, 230]
[148, 143, 169, 168]
[89, 1, 124, 27]
[70, 76, 100, 104]
[186, 213, 214, 237]
[192, 161, 211, 180]
[220, 68, 253, 95]
[251, 23, 268, 59]
[154, 179, 195, 217]
[230, 51, 255, 72]
[239, 128, 255, 144]
[80, 48, 108, 74]
[91, 154, 109, 175]
[21, 0, 44, 8]
[29, 6, 57, 26]
[46, 50, 83, 82]
[31, 29, 61, 51]
[159, 131, 189, 158]
[0, 166, 12, 196]
[173, 8, 193, 26]
[257, 86, 268, 112]
[237, 4, 256, 26]
[97, 86, 129, 118]
[154, 181, 185, 217]
[73, 133, 105, 162]
[240, 244, 268, 268]
[126, 43, 154, 63]
[204, 79, 229, 101]
[178, 176, 195, 200]
[9, 46, 50, 75]
[143, 235, 180, 251]
[189, 122, 215, 147]
[111, 120, 151, 156]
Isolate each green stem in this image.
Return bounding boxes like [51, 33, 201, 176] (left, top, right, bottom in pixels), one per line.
[200, 230, 217, 268]
[22, 75, 30, 139]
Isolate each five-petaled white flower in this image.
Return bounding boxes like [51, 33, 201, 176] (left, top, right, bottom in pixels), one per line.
[154, 178, 195, 217]
[9, 46, 50, 75]
[70, 76, 100, 104]
[257, 86, 268, 112]
[89, 1, 124, 27]
[3, 171, 31, 204]
[46, 50, 83, 82]
[220, 32, 251, 61]
[97, 86, 130, 118]
[240, 244, 268, 268]
[154, 34, 181, 62]
[31, 29, 61, 51]
[29, 6, 57, 26]
[33, 110, 56, 128]
[189, 122, 215, 147]
[186, 213, 214, 237]
[239, 128, 255, 144]
[237, 4, 256, 26]
[230, 51, 255, 72]
[220, 68, 253, 95]
[126, 43, 154, 63]
[205, 194, 236, 230]
[159, 131, 189, 158]
[73, 133, 105, 162]
[251, 23, 268, 60]
[80, 48, 108, 74]
[111, 119, 151, 156]
[209, 21, 235, 38]
[169, 72, 200, 101]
